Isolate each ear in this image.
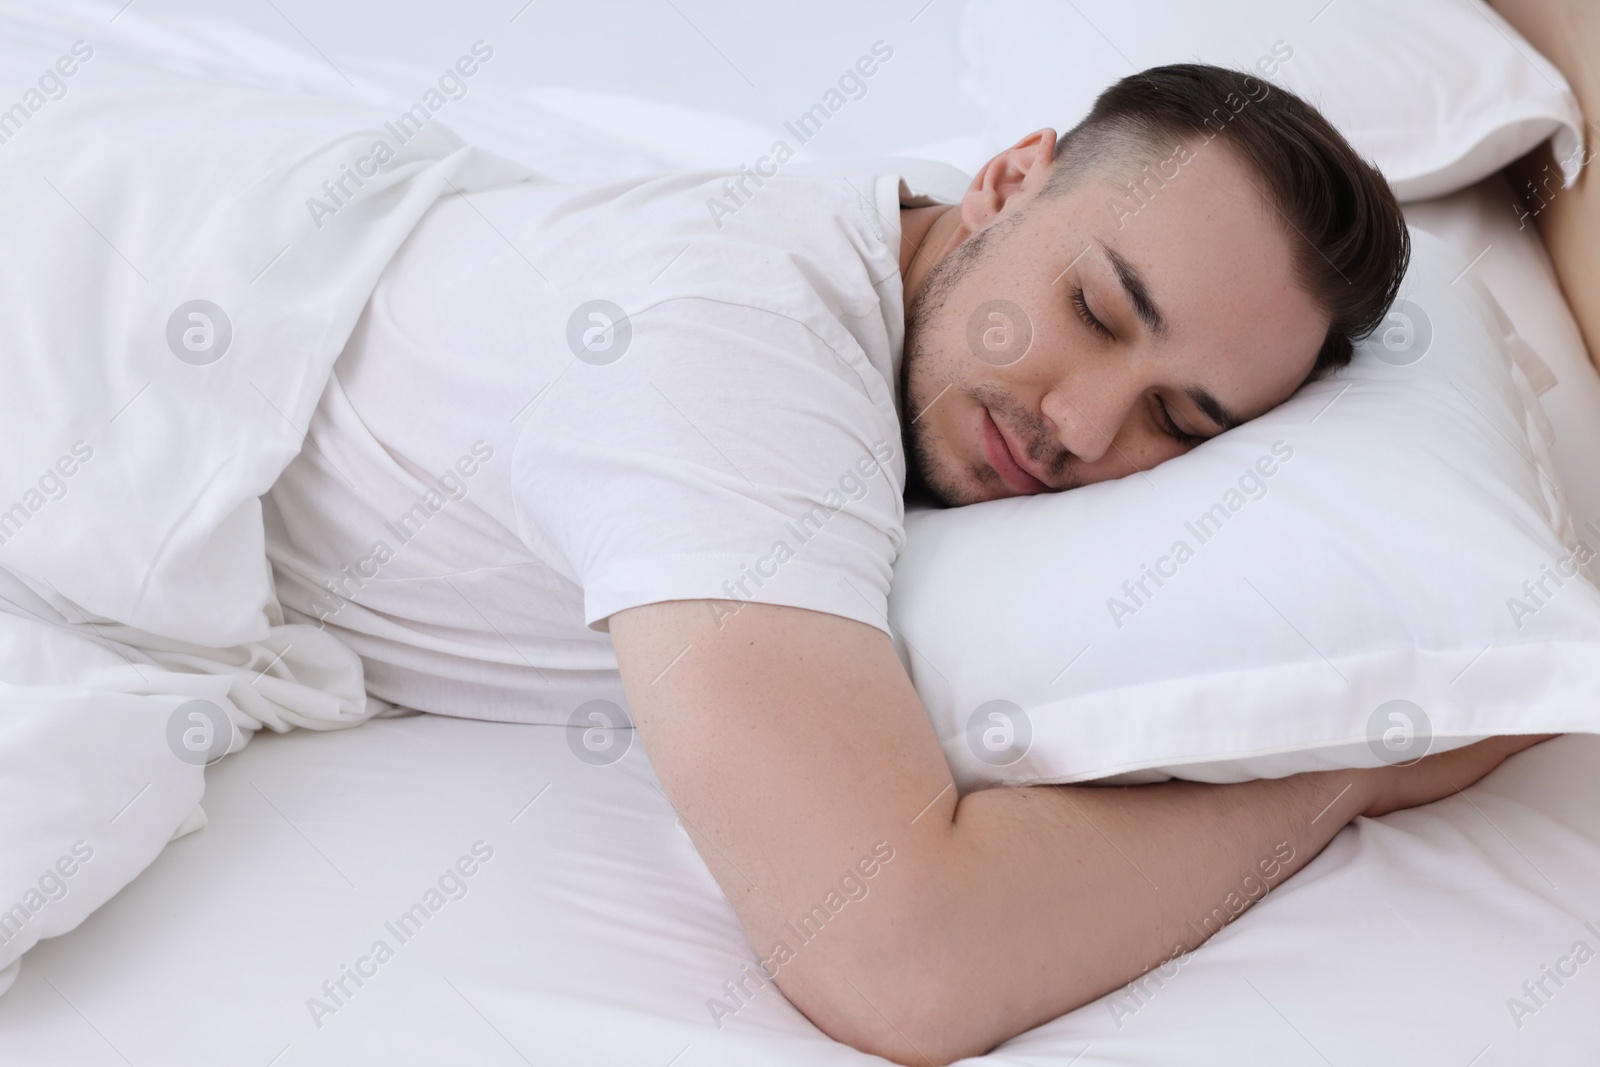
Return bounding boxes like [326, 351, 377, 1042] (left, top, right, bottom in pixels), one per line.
[959, 128, 1059, 235]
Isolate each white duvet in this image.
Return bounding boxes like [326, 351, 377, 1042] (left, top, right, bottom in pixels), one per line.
[3, 2, 1600, 1043]
[0, 76, 533, 993]
[0, 0, 960, 998]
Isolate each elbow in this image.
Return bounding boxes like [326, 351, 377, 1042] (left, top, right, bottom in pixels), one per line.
[771, 921, 991, 1066]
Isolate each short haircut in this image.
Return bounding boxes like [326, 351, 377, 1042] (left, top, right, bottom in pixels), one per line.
[1040, 63, 1410, 382]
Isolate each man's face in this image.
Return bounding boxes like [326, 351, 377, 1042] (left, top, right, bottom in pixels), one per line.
[901, 130, 1330, 506]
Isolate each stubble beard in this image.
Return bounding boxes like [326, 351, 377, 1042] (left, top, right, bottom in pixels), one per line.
[897, 209, 1076, 507]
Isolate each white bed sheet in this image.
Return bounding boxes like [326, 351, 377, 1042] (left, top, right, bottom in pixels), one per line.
[3, 2, 1600, 1065]
[4, 701, 1599, 1066]
[1, 179, 1597, 1067]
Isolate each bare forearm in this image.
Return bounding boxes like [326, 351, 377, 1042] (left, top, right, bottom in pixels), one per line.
[610, 601, 1545, 1066]
[826, 732, 1546, 1065]
[902, 771, 1363, 1062]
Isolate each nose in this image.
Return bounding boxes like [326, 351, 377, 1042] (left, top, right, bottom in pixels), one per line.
[1039, 383, 1129, 466]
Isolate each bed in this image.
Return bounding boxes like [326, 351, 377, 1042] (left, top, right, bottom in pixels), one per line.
[3, 1, 1599, 1065]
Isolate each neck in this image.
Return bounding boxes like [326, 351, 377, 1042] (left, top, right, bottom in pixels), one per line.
[898, 203, 964, 316]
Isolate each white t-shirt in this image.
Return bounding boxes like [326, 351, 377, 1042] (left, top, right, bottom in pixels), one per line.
[262, 171, 927, 724]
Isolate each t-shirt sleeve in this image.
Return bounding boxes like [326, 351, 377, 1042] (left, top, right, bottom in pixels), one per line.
[510, 297, 906, 635]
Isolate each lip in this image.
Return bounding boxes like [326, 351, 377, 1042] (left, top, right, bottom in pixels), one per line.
[980, 407, 1050, 495]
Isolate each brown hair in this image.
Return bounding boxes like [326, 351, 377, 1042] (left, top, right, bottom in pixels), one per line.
[1041, 63, 1410, 382]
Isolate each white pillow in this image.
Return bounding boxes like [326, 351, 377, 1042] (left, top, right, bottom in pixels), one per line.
[887, 229, 1600, 788]
[956, 0, 1585, 201]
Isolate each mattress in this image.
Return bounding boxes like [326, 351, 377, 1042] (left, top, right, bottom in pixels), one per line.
[0, 175, 1592, 1067]
[4, 4, 1600, 1066]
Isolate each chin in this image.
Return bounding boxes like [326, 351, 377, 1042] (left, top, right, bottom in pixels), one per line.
[905, 431, 995, 508]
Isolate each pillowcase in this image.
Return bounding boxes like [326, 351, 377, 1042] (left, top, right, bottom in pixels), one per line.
[887, 228, 1600, 789]
[956, 0, 1585, 201]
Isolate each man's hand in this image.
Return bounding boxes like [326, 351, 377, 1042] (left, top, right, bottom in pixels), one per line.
[609, 598, 1549, 1066]
[1358, 733, 1556, 818]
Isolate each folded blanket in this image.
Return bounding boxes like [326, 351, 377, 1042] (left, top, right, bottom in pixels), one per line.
[0, 82, 530, 993]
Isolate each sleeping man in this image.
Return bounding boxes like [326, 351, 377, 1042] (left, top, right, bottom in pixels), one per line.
[262, 63, 1548, 1063]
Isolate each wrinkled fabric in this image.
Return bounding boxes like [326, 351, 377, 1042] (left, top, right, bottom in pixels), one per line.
[0, 82, 531, 990]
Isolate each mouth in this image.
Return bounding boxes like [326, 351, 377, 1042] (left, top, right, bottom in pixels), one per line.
[979, 406, 1050, 495]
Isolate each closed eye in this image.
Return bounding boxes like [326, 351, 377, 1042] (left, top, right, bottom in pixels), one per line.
[1071, 286, 1112, 339]
[1155, 397, 1206, 448]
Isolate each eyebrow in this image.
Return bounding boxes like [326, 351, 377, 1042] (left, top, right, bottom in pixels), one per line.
[1099, 241, 1168, 340]
[1186, 387, 1245, 432]
[1093, 241, 1240, 434]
